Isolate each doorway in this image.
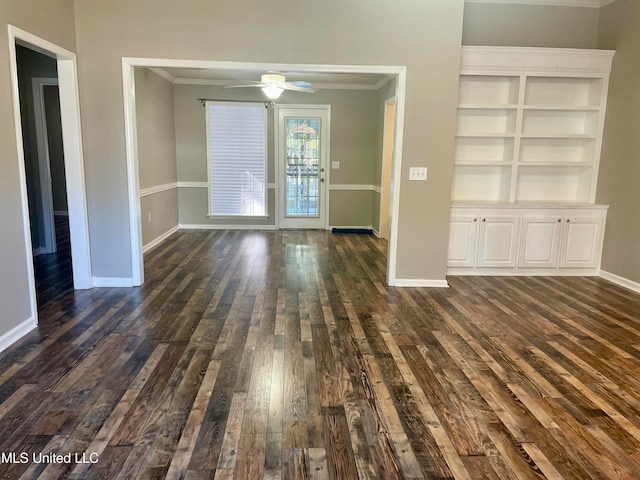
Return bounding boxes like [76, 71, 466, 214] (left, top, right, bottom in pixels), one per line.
[276, 106, 330, 229]
[8, 25, 93, 325]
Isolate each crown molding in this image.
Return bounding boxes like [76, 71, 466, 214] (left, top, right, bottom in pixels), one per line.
[465, 0, 614, 7]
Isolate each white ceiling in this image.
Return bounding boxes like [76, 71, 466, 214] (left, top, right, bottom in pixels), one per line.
[151, 67, 391, 91]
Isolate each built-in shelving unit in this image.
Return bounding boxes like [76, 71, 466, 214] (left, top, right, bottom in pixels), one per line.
[452, 47, 614, 205]
[449, 47, 614, 276]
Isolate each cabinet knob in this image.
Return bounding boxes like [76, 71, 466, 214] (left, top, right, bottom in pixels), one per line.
[566, 219, 571, 223]
[482, 218, 486, 222]
[473, 218, 477, 222]
[558, 218, 562, 222]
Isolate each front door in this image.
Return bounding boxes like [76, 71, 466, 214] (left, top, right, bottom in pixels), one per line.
[277, 106, 329, 229]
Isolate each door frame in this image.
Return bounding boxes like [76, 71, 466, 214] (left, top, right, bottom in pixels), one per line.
[378, 96, 396, 240]
[8, 25, 93, 322]
[32, 77, 60, 255]
[122, 58, 406, 286]
[275, 104, 331, 230]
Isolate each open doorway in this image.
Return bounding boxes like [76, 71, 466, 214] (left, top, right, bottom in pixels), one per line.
[15, 45, 72, 308]
[8, 25, 93, 327]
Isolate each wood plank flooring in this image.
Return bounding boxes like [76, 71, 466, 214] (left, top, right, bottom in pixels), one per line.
[1, 229, 640, 479]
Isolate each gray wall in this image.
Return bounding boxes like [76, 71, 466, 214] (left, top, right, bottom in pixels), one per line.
[134, 68, 179, 247]
[174, 83, 379, 228]
[463, 3, 600, 48]
[43, 85, 68, 214]
[0, 0, 77, 335]
[16, 45, 58, 251]
[73, 0, 465, 282]
[596, 0, 640, 284]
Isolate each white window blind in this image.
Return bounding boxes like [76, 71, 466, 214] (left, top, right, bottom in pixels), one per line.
[206, 102, 267, 216]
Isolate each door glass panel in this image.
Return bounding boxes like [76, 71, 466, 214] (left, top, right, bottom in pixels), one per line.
[285, 118, 320, 217]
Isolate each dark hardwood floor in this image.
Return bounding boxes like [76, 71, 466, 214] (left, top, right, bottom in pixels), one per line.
[1, 229, 640, 479]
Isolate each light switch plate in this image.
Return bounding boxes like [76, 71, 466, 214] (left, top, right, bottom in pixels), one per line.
[409, 167, 428, 181]
[332, 161, 340, 169]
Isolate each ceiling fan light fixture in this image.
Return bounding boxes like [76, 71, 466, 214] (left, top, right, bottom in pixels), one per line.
[262, 83, 284, 99]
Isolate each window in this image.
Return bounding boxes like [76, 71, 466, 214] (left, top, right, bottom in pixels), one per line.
[206, 102, 267, 216]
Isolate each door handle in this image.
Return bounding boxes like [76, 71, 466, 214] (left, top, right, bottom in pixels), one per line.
[320, 178, 325, 182]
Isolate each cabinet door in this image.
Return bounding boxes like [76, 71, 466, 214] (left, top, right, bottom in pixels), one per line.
[518, 216, 562, 268]
[559, 216, 603, 268]
[447, 215, 479, 267]
[477, 215, 520, 268]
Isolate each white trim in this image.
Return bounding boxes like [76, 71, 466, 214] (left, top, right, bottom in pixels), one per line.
[54, 210, 69, 216]
[372, 185, 382, 194]
[32, 77, 59, 255]
[387, 68, 406, 286]
[0, 317, 37, 354]
[122, 58, 144, 286]
[149, 67, 175, 83]
[92, 277, 135, 288]
[374, 75, 394, 90]
[179, 223, 277, 230]
[177, 181, 208, 188]
[143, 225, 179, 253]
[447, 268, 600, 276]
[139, 182, 178, 197]
[329, 184, 378, 192]
[394, 279, 450, 288]
[33, 247, 45, 256]
[173, 77, 382, 91]
[599, 271, 640, 294]
[464, 0, 608, 7]
[329, 225, 374, 231]
[372, 226, 381, 238]
[122, 58, 405, 287]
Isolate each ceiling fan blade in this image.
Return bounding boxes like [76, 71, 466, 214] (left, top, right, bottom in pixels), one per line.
[224, 84, 266, 89]
[283, 84, 317, 93]
[293, 81, 312, 87]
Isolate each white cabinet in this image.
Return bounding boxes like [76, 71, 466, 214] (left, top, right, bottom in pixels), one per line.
[447, 206, 607, 275]
[447, 215, 478, 267]
[477, 216, 520, 268]
[559, 216, 604, 269]
[519, 216, 562, 268]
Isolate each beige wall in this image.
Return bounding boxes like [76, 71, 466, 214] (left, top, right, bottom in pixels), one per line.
[463, 3, 600, 48]
[73, 0, 464, 282]
[135, 68, 179, 247]
[0, 0, 76, 336]
[173, 83, 380, 228]
[596, 0, 640, 284]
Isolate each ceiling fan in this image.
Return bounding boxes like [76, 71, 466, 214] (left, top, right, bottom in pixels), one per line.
[225, 73, 317, 99]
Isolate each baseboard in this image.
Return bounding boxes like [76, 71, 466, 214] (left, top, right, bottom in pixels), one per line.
[179, 223, 277, 230]
[0, 317, 37, 354]
[393, 279, 450, 288]
[372, 226, 380, 238]
[143, 225, 179, 253]
[32, 246, 45, 256]
[53, 210, 69, 216]
[599, 270, 640, 294]
[447, 268, 600, 276]
[328, 225, 373, 231]
[92, 277, 135, 287]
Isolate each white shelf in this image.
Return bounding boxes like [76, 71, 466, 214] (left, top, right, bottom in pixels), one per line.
[455, 137, 514, 163]
[525, 77, 603, 107]
[520, 138, 595, 164]
[459, 75, 519, 105]
[452, 165, 511, 203]
[457, 108, 517, 135]
[516, 166, 593, 203]
[454, 46, 613, 206]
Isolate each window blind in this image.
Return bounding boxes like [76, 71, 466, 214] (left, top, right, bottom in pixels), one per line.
[206, 102, 267, 216]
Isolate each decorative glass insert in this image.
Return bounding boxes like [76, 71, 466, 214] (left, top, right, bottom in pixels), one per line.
[285, 118, 321, 217]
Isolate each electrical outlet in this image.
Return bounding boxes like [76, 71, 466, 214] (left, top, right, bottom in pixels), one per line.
[332, 161, 340, 169]
[409, 167, 428, 181]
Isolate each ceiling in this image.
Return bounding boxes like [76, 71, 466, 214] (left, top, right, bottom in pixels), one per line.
[465, 0, 616, 7]
[150, 67, 392, 91]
